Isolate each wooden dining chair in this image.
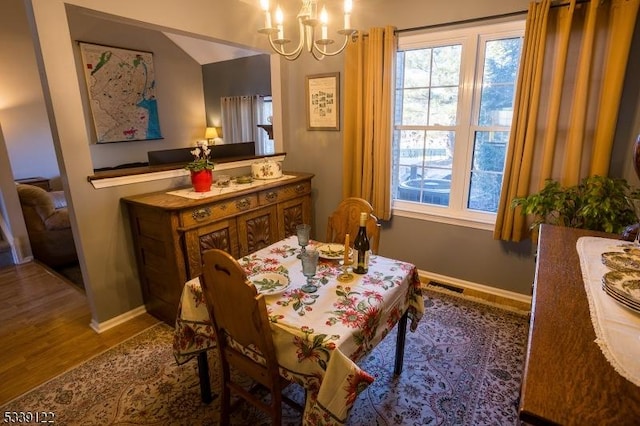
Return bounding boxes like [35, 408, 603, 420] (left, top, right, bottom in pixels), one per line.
[326, 197, 381, 254]
[200, 249, 301, 425]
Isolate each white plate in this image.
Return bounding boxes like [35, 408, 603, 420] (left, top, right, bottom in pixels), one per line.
[250, 272, 290, 296]
[316, 243, 352, 260]
[602, 283, 640, 313]
[602, 270, 640, 306]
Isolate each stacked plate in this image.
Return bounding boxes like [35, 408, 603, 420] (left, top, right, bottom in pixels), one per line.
[601, 249, 640, 313]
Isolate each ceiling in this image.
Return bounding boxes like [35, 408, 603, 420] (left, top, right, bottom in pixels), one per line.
[163, 32, 263, 65]
[160, 0, 268, 64]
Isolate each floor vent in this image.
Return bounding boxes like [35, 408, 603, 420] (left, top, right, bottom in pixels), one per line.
[428, 280, 464, 293]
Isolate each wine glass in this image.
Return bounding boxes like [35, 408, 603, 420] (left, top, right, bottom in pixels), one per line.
[300, 249, 319, 293]
[296, 224, 311, 258]
[627, 196, 640, 246]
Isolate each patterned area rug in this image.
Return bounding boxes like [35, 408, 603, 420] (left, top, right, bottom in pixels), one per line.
[1, 288, 528, 425]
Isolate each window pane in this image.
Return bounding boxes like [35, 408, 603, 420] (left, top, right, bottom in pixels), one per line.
[482, 38, 522, 83]
[467, 131, 508, 212]
[432, 45, 461, 86]
[430, 87, 458, 125]
[478, 37, 522, 126]
[395, 130, 453, 207]
[401, 88, 430, 125]
[472, 131, 508, 172]
[396, 45, 461, 126]
[403, 49, 431, 88]
[468, 171, 502, 212]
[398, 129, 426, 169]
[262, 98, 274, 154]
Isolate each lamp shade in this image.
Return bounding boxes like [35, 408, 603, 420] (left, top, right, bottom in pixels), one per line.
[205, 127, 218, 139]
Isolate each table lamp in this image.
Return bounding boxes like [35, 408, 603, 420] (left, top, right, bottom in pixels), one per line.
[205, 127, 224, 145]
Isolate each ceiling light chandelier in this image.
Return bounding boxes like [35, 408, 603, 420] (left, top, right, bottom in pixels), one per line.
[258, 0, 357, 61]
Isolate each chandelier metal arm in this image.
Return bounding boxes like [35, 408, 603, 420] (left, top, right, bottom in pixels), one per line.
[311, 33, 352, 58]
[259, 0, 356, 61]
[267, 17, 307, 61]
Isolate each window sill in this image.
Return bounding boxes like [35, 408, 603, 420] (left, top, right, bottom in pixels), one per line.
[393, 203, 496, 231]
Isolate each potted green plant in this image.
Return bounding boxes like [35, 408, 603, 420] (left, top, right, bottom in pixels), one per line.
[511, 175, 639, 235]
[185, 141, 215, 192]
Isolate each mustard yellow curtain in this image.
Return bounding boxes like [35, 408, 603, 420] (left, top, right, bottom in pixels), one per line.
[494, 0, 639, 242]
[343, 26, 396, 220]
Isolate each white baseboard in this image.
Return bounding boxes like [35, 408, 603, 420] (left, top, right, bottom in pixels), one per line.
[417, 269, 532, 306]
[90, 305, 148, 334]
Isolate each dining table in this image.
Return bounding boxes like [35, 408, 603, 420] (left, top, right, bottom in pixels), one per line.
[172, 235, 424, 425]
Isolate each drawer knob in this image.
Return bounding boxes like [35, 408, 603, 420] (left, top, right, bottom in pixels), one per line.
[266, 191, 278, 202]
[192, 207, 211, 221]
[236, 198, 251, 210]
[295, 184, 305, 193]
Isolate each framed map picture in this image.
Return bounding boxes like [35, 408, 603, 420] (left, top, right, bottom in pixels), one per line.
[79, 42, 163, 143]
[306, 73, 339, 131]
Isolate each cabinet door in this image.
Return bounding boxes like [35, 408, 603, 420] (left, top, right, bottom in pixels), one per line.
[127, 205, 186, 324]
[277, 195, 312, 240]
[237, 205, 278, 256]
[184, 219, 239, 278]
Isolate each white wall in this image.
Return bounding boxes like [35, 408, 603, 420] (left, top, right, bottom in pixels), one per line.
[0, 0, 60, 186]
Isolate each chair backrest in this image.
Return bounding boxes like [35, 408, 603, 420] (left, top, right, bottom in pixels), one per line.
[200, 249, 280, 382]
[16, 184, 56, 226]
[326, 197, 381, 254]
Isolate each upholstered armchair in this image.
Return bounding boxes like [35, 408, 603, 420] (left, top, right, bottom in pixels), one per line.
[16, 183, 77, 268]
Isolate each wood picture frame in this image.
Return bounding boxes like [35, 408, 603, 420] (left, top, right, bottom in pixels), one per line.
[305, 72, 340, 131]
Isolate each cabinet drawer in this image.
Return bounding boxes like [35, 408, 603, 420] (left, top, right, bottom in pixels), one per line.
[180, 194, 258, 227]
[258, 181, 311, 206]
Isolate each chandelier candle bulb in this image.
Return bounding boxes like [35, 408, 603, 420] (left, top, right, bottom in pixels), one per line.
[275, 7, 284, 39]
[261, 0, 271, 28]
[344, 0, 352, 29]
[320, 7, 328, 39]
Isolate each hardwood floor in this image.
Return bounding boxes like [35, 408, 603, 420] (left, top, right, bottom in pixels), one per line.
[0, 261, 160, 405]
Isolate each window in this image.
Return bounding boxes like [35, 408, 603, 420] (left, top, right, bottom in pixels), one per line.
[392, 21, 524, 228]
[261, 96, 274, 154]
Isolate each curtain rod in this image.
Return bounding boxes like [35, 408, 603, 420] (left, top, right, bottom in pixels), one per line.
[395, 0, 591, 34]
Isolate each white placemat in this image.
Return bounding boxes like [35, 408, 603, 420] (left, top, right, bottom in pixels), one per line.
[576, 236, 640, 386]
[167, 175, 297, 199]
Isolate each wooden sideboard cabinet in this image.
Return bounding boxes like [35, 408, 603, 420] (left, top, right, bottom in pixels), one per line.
[122, 172, 313, 324]
[519, 224, 640, 424]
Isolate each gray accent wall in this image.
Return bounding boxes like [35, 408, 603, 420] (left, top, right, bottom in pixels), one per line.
[202, 55, 271, 128]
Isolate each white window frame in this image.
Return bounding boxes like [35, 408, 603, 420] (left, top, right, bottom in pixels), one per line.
[392, 20, 525, 230]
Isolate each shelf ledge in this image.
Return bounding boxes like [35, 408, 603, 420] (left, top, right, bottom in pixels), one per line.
[89, 154, 286, 189]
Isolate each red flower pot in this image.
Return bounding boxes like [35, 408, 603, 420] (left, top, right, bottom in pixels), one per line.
[190, 170, 213, 192]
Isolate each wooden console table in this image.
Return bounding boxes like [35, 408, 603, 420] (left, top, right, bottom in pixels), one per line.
[15, 176, 50, 191]
[122, 172, 313, 324]
[519, 224, 640, 424]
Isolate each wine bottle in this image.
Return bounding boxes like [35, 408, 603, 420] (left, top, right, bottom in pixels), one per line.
[353, 212, 370, 274]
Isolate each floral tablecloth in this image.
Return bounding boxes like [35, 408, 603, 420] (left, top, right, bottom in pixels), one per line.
[173, 236, 424, 425]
